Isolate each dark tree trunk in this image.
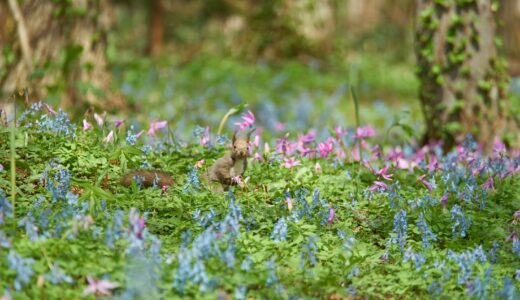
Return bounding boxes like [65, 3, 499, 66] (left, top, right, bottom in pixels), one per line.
[1, 0, 125, 112]
[148, 0, 165, 56]
[415, 0, 518, 150]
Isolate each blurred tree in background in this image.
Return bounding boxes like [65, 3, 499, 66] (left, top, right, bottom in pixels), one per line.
[1, 0, 124, 111]
[415, 0, 519, 150]
[2, 0, 520, 146]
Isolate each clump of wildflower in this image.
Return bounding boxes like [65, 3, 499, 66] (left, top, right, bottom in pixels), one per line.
[183, 167, 200, 193]
[41, 161, 71, 202]
[450, 205, 471, 238]
[147, 120, 167, 136]
[34, 109, 77, 137]
[0, 189, 13, 225]
[392, 209, 408, 252]
[282, 157, 300, 169]
[271, 217, 288, 242]
[7, 250, 35, 290]
[82, 276, 119, 296]
[300, 235, 319, 269]
[416, 213, 437, 248]
[403, 247, 426, 270]
[235, 111, 255, 131]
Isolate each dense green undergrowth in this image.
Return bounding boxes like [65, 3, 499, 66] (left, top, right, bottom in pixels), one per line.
[0, 105, 519, 299]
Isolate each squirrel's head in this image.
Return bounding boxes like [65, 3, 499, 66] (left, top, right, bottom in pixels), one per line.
[231, 129, 255, 159]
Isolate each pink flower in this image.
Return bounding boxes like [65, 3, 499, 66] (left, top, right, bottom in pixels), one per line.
[286, 198, 293, 211]
[417, 174, 434, 192]
[83, 119, 92, 131]
[103, 131, 114, 143]
[299, 130, 316, 144]
[253, 152, 263, 161]
[43, 103, 56, 115]
[427, 155, 439, 172]
[147, 120, 167, 136]
[318, 141, 334, 158]
[136, 130, 145, 138]
[441, 193, 449, 208]
[482, 176, 495, 191]
[374, 165, 393, 181]
[194, 159, 205, 169]
[200, 127, 210, 146]
[493, 138, 506, 156]
[235, 110, 255, 131]
[94, 112, 106, 126]
[275, 122, 285, 131]
[282, 157, 300, 169]
[82, 276, 119, 296]
[334, 126, 348, 138]
[264, 142, 271, 154]
[252, 135, 260, 147]
[315, 162, 322, 173]
[328, 207, 336, 225]
[114, 119, 124, 128]
[355, 125, 376, 139]
[368, 181, 387, 192]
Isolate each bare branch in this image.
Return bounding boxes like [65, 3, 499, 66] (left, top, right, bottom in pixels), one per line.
[8, 0, 32, 70]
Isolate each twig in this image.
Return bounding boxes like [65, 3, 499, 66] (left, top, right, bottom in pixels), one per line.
[8, 0, 32, 70]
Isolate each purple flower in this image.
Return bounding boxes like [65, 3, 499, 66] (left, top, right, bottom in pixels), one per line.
[43, 103, 57, 115]
[482, 176, 495, 191]
[282, 157, 300, 169]
[355, 125, 376, 139]
[103, 130, 115, 143]
[82, 276, 119, 296]
[147, 121, 168, 136]
[318, 141, 334, 158]
[373, 165, 393, 181]
[334, 126, 348, 138]
[235, 110, 255, 131]
[83, 119, 92, 131]
[299, 130, 316, 144]
[114, 119, 124, 128]
[368, 181, 387, 192]
[441, 193, 449, 208]
[328, 207, 335, 225]
[417, 174, 434, 192]
[94, 112, 106, 126]
[514, 209, 520, 219]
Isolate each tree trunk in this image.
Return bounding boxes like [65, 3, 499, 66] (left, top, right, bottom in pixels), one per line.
[499, 0, 520, 76]
[415, 0, 518, 150]
[148, 0, 165, 56]
[1, 0, 125, 112]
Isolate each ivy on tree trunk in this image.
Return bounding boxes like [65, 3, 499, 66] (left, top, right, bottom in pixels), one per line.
[415, 0, 518, 150]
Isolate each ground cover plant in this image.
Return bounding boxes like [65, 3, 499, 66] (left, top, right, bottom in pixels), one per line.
[0, 104, 519, 299]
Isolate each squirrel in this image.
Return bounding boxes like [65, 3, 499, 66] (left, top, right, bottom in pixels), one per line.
[120, 170, 174, 188]
[203, 129, 255, 191]
[119, 129, 254, 191]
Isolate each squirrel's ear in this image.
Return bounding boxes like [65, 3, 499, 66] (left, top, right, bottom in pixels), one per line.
[247, 128, 256, 142]
[232, 130, 238, 144]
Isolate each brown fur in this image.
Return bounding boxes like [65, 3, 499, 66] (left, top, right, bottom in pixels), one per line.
[203, 129, 254, 191]
[120, 170, 174, 188]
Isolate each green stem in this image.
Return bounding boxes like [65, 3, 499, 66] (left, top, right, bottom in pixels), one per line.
[10, 108, 16, 223]
[351, 87, 362, 200]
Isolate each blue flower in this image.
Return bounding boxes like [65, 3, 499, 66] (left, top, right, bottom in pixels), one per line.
[416, 213, 437, 249]
[45, 264, 73, 284]
[7, 250, 35, 290]
[450, 205, 471, 238]
[392, 209, 408, 252]
[271, 217, 288, 242]
[183, 167, 200, 193]
[241, 256, 253, 272]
